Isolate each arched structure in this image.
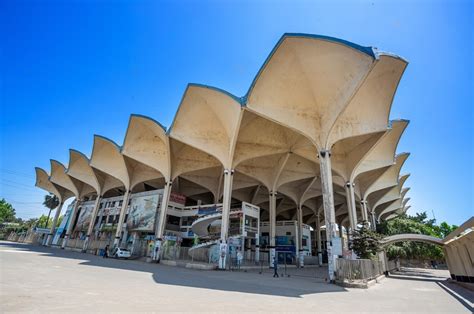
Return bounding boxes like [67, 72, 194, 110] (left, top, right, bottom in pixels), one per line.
[380, 234, 444, 247]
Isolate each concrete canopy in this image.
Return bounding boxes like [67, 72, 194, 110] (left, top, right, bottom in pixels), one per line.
[169, 84, 242, 169]
[233, 110, 316, 167]
[122, 114, 171, 181]
[35, 167, 73, 203]
[351, 120, 408, 180]
[170, 139, 221, 180]
[363, 152, 409, 203]
[49, 160, 80, 198]
[89, 136, 129, 194]
[377, 198, 403, 221]
[371, 173, 410, 213]
[235, 153, 319, 202]
[67, 149, 102, 196]
[246, 34, 407, 150]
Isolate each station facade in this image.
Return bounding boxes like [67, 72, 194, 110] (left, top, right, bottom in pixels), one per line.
[35, 33, 412, 280]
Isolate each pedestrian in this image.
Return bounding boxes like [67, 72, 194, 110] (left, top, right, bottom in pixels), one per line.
[237, 249, 243, 270]
[103, 244, 109, 258]
[273, 255, 279, 278]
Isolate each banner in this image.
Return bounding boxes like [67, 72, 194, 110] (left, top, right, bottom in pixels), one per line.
[74, 202, 95, 232]
[52, 203, 74, 245]
[127, 194, 159, 231]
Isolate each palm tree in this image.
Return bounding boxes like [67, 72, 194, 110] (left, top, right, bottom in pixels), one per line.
[42, 194, 59, 228]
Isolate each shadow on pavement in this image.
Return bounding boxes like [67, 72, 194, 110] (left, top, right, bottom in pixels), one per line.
[388, 266, 473, 312]
[437, 281, 474, 312]
[0, 241, 345, 298]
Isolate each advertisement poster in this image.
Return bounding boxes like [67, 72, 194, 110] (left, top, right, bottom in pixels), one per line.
[74, 202, 95, 232]
[209, 244, 220, 263]
[162, 236, 181, 260]
[126, 194, 159, 231]
[227, 237, 242, 258]
[52, 203, 74, 245]
[332, 236, 343, 256]
[219, 242, 228, 269]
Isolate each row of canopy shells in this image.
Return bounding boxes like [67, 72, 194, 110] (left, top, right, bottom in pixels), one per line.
[35, 33, 411, 230]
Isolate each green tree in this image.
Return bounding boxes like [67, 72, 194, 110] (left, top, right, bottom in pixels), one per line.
[350, 222, 382, 259]
[438, 222, 458, 238]
[0, 199, 16, 224]
[42, 194, 59, 228]
[36, 214, 63, 229]
[377, 212, 445, 260]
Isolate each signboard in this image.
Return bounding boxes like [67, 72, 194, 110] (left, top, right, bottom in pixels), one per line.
[169, 192, 186, 206]
[276, 235, 295, 246]
[275, 245, 296, 253]
[332, 236, 343, 256]
[126, 194, 159, 231]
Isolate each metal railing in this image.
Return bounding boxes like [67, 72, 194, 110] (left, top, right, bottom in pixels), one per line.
[335, 258, 384, 282]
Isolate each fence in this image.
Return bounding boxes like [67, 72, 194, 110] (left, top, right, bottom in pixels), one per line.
[335, 258, 384, 282]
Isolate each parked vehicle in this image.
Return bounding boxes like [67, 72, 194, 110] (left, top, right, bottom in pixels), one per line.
[112, 247, 131, 259]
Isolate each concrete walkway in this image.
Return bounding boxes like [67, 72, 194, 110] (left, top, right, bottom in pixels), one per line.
[1, 241, 472, 313]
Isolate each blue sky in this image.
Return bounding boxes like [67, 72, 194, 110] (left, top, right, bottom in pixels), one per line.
[1, 0, 472, 225]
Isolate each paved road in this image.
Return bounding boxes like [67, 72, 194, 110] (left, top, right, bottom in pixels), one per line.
[1, 241, 472, 313]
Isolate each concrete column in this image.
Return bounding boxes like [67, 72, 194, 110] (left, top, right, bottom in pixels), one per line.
[220, 169, 233, 241]
[338, 224, 345, 251]
[113, 190, 131, 248]
[61, 199, 81, 249]
[255, 234, 260, 263]
[255, 211, 260, 263]
[153, 180, 172, 261]
[219, 169, 234, 270]
[315, 213, 322, 266]
[297, 204, 304, 267]
[370, 211, 377, 230]
[360, 200, 368, 223]
[82, 195, 102, 252]
[46, 201, 64, 246]
[318, 150, 337, 282]
[269, 191, 277, 268]
[346, 225, 351, 253]
[344, 182, 357, 234]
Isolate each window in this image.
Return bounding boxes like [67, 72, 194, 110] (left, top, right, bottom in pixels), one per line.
[119, 200, 123, 206]
[167, 215, 180, 226]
